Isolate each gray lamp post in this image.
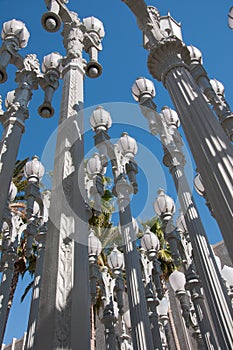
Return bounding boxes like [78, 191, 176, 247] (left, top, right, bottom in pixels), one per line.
[24, 156, 45, 258]
[32, 2, 105, 349]
[153, 189, 181, 266]
[25, 191, 49, 350]
[140, 229, 163, 350]
[0, 21, 61, 230]
[0, 182, 18, 346]
[131, 75, 233, 349]
[122, 0, 233, 267]
[169, 270, 205, 349]
[89, 106, 154, 350]
[187, 45, 233, 140]
[157, 297, 170, 350]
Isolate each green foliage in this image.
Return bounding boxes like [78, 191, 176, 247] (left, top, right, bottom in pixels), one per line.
[12, 158, 29, 200]
[140, 216, 176, 280]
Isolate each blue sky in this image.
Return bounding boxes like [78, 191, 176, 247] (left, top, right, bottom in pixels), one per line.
[1, 0, 232, 345]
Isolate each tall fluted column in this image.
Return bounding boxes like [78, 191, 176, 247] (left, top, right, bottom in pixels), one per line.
[116, 177, 154, 350]
[34, 13, 90, 350]
[0, 55, 39, 228]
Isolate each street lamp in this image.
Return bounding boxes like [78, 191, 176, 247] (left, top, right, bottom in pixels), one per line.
[89, 105, 154, 350]
[24, 156, 45, 257]
[140, 227, 163, 350]
[122, 0, 233, 281]
[154, 189, 181, 266]
[157, 297, 170, 350]
[29, 2, 106, 349]
[187, 45, 233, 140]
[132, 74, 233, 349]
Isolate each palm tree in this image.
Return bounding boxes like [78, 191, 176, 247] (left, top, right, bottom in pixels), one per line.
[140, 216, 177, 281]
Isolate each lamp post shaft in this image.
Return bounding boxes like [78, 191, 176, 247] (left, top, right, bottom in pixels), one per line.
[116, 181, 154, 350]
[33, 49, 90, 350]
[171, 163, 233, 349]
[25, 232, 46, 350]
[0, 254, 17, 346]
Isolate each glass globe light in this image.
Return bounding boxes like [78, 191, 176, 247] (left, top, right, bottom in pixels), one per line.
[1, 19, 30, 48]
[5, 90, 15, 109]
[140, 227, 160, 252]
[24, 156, 45, 182]
[117, 132, 138, 159]
[88, 229, 102, 256]
[83, 16, 105, 39]
[107, 245, 124, 270]
[221, 265, 233, 286]
[42, 52, 62, 73]
[86, 153, 102, 176]
[187, 45, 203, 64]
[210, 79, 225, 96]
[157, 297, 169, 316]
[131, 77, 156, 102]
[89, 106, 112, 131]
[169, 270, 186, 292]
[153, 188, 175, 221]
[228, 6, 233, 29]
[8, 181, 17, 202]
[194, 173, 205, 196]
[161, 106, 180, 128]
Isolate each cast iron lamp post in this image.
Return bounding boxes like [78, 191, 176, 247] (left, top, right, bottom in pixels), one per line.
[140, 228, 163, 350]
[122, 0, 233, 267]
[88, 105, 154, 350]
[132, 75, 233, 349]
[169, 270, 206, 349]
[187, 45, 233, 140]
[157, 297, 170, 350]
[0, 20, 61, 230]
[29, 1, 105, 349]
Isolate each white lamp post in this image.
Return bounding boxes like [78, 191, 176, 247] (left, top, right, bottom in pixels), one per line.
[132, 74, 232, 349]
[32, 2, 105, 349]
[90, 105, 154, 350]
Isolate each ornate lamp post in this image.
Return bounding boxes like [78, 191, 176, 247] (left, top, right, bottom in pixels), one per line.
[122, 0, 233, 268]
[0, 19, 62, 231]
[31, 2, 105, 350]
[132, 75, 233, 349]
[0, 182, 19, 346]
[157, 297, 170, 350]
[187, 45, 233, 140]
[169, 270, 205, 349]
[140, 228, 163, 350]
[153, 189, 181, 266]
[89, 105, 154, 350]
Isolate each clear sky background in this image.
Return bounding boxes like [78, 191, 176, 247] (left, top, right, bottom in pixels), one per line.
[0, 0, 232, 345]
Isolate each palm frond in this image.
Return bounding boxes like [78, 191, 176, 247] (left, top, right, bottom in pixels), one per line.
[21, 280, 34, 302]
